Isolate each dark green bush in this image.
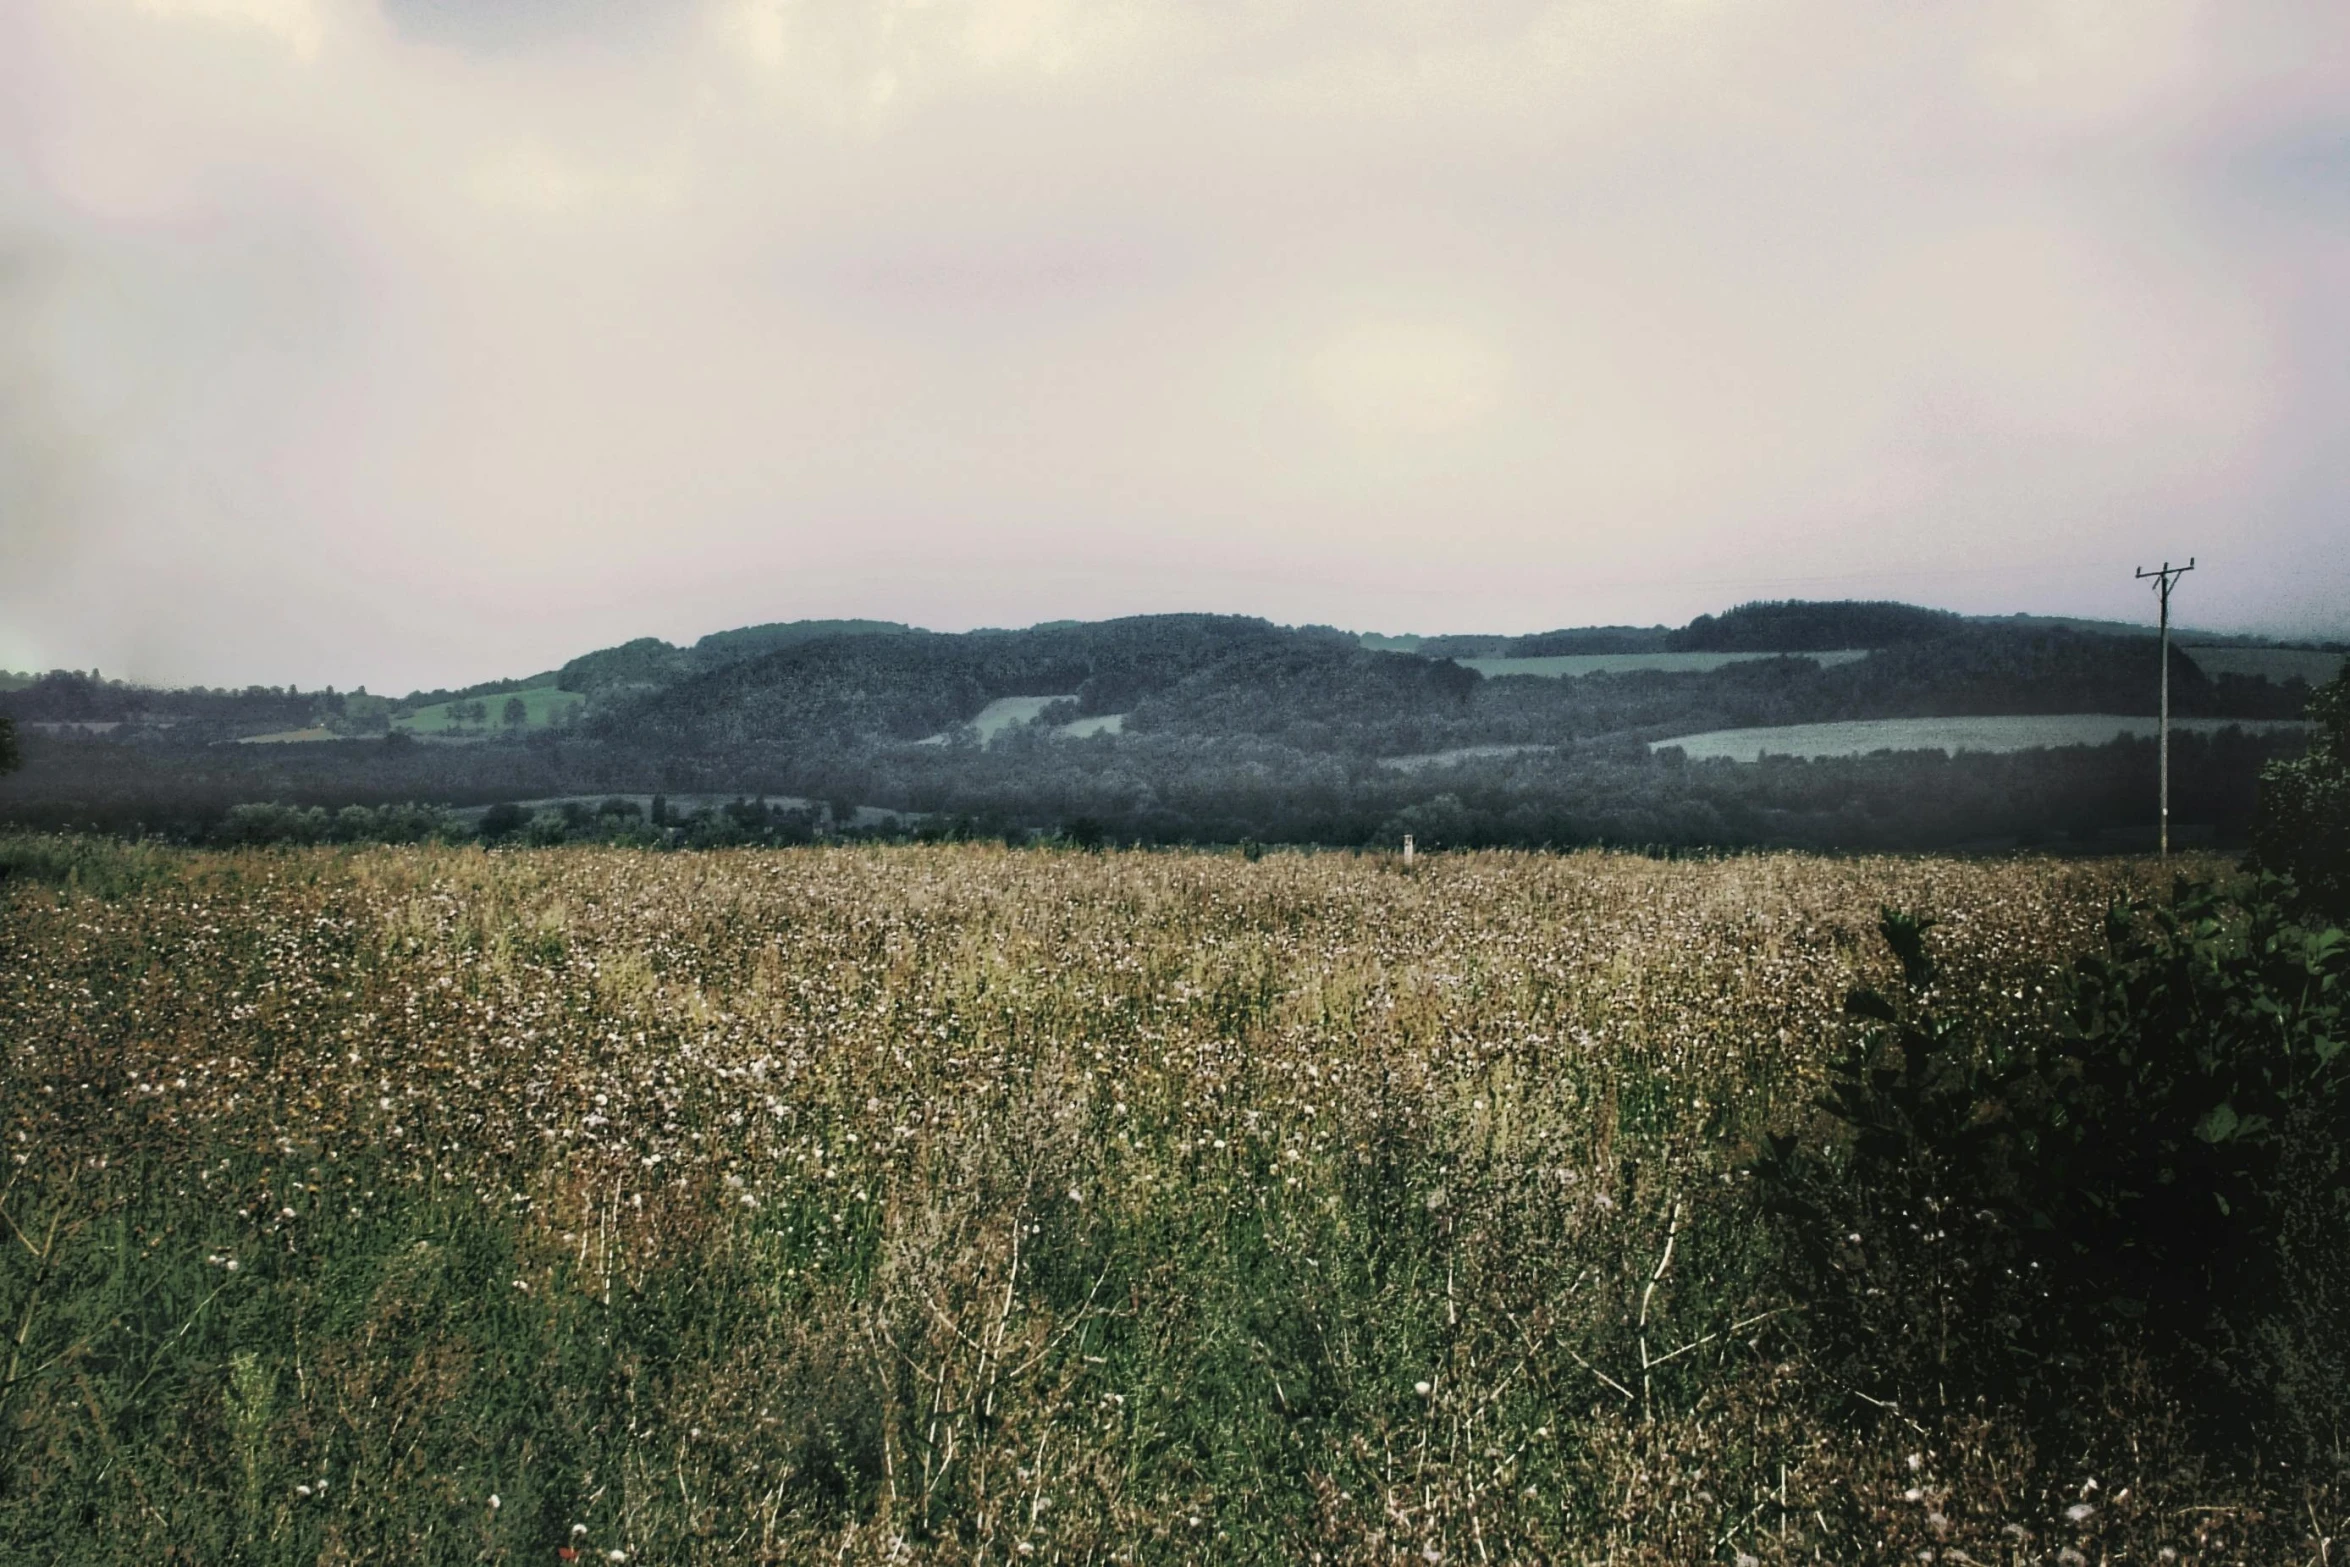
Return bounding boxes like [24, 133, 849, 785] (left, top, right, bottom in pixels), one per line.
[1755, 911, 2051, 1415]
[2253, 662, 2350, 918]
[1760, 882, 2350, 1459]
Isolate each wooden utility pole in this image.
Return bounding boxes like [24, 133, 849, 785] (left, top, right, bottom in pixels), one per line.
[2135, 558, 2195, 856]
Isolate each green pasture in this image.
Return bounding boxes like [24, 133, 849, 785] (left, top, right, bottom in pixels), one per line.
[1655, 712, 2311, 763]
[918, 695, 1086, 746]
[2184, 646, 2346, 686]
[1461, 649, 1869, 679]
[393, 685, 584, 735]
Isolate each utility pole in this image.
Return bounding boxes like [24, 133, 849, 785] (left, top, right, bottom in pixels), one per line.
[2135, 558, 2195, 856]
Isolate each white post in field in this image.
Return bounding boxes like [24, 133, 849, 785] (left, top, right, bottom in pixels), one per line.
[1402, 834, 1415, 867]
[2134, 557, 2194, 857]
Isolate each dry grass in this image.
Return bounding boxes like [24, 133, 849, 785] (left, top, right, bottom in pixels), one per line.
[1, 840, 2329, 1562]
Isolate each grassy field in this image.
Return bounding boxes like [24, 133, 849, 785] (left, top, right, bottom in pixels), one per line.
[236, 727, 342, 745]
[1656, 712, 2310, 762]
[1461, 651, 1869, 679]
[916, 699, 1128, 746]
[0, 839, 2322, 1563]
[2183, 646, 2347, 686]
[1378, 742, 1548, 771]
[916, 697, 1080, 746]
[395, 685, 584, 736]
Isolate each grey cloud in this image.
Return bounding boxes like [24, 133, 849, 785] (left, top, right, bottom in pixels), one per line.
[3, 0, 2346, 688]
[378, 0, 690, 52]
[0, 239, 81, 594]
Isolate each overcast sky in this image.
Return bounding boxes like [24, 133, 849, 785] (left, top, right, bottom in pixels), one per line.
[3, 0, 2345, 692]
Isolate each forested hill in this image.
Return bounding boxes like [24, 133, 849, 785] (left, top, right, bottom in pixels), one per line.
[580, 613, 2301, 766]
[594, 616, 1341, 753]
[556, 618, 915, 699]
[3, 602, 2341, 852]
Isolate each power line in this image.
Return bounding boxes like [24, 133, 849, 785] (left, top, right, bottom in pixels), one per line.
[2135, 558, 2195, 857]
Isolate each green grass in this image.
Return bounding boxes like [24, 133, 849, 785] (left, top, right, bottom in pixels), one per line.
[394, 685, 584, 735]
[236, 727, 341, 745]
[1655, 712, 2311, 762]
[0, 842, 2320, 1562]
[1461, 649, 1869, 679]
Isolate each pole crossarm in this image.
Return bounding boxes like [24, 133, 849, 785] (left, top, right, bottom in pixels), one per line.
[2134, 558, 2195, 857]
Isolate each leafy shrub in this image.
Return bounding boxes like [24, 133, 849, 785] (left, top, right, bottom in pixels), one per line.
[2253, 662, 2350, 918]
[478, 802, 529, 841]
[1754, 911, 2050, 1415]
[213, 801, 460, 846]
[0, 833, 178, 896]
[1760, 883, 2350, 1457]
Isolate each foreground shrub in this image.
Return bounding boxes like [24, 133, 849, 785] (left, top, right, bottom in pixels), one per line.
[1761, 880, 2350, 1461]
[2254, 660, 2350, 918]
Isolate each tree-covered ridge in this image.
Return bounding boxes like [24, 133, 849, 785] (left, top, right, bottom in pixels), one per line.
[556, 619, 919, 698]
[587, 618, 2301, 766]
[1670, 599, 1965, 651]
[592, 616, 1341, 754]
[0, 602, 2334, 851]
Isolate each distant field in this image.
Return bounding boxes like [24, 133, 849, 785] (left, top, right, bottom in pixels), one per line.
[918, 696, 1132, 745]
[1656, 713, 2311, 762]
[394, 684, 583, 735]
[917, 694, 1079, 746]
[971, 695, 1071, 740]
[2184, 646, 2345, 686]
[236, 726, 339, 745]
[1462, 649, 1869, 679]
[1380, 742, 1549, 771]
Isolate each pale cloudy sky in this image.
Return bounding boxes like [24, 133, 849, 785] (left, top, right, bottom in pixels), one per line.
[2, 0, 2345, 691]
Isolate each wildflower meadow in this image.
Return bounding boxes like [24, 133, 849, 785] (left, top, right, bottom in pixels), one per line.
[0, 838, 2332, 1562]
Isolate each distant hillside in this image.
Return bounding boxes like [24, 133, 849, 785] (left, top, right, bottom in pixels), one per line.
[595, 616, 1341, 755]
[1507, 626, 1673, 657]
[690, 619, 915, 660]
[557, 619, 917, 700]
[6, 599, 2334, 853]
[1964, 612, 2268, 645]
[1671, 600, 1963, 652]
[1367, 628, 1676, 658]
[574, 612, 2304, 771]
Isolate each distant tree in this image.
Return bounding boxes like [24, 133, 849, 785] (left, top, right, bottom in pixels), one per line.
[503, 696, 529, 731]
[1427, 659, 1480, 705]
[479, 803, 529, 841]
[0, 713, 16, 775]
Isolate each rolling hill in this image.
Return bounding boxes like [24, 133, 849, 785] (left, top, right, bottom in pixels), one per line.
[2, 601, 2340, 852]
